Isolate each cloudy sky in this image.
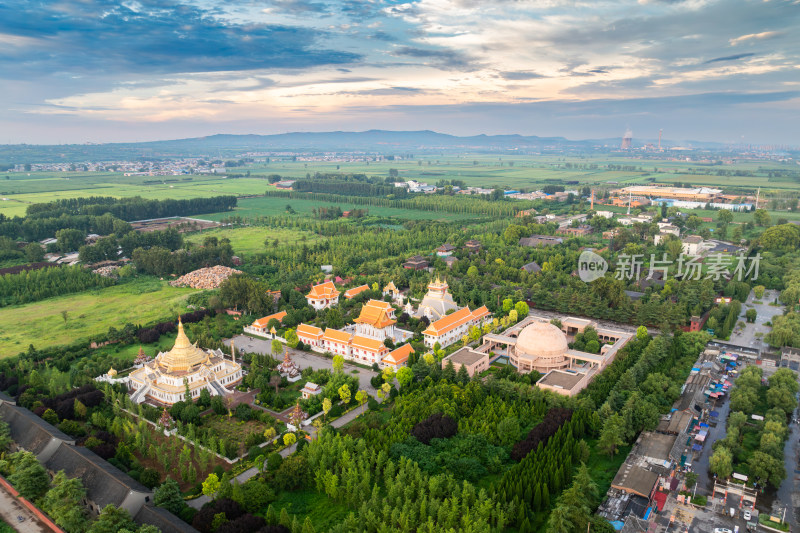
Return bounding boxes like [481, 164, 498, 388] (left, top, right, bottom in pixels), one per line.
[1, 0, 798, 144]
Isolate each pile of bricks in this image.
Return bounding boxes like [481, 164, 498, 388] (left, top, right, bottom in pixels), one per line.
[170, 265, 242, 289]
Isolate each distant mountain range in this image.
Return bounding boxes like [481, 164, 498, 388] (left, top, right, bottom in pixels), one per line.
[0, 130, 728, 164]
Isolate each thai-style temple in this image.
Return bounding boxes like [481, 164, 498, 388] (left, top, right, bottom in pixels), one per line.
[296, 299, 414, 367]
[134, 346, 151, 366]
[128, 318, 242, 405]
[413, 276, 459, 320]
[277, 350, 301, 381]
[305, 281, 340, 310]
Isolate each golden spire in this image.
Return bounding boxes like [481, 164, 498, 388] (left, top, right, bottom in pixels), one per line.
[157, 316, 207, 372]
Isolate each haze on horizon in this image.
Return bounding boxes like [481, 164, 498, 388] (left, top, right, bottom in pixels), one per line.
[1, 0, 798, 146]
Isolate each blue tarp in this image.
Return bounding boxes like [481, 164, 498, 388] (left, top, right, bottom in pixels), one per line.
[609, 520, 624, 531]
[692, 444, 702, 451]
[644, 507, 652, 520]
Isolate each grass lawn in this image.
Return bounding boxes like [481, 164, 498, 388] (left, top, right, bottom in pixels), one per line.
[0, 277, 197, 357]
[0, 519, 14, 533]
[271, 489, 351, 531]
[184, 226, 322, 256]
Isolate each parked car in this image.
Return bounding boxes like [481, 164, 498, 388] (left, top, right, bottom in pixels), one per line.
[714, 528, 732, 533]
[743, 510, 751, 521]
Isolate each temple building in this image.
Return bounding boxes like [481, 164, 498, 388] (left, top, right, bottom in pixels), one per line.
[413, 276, 459, 320]
[423, 305, 491, 349]
[354, 299, 397, 340]
[245, 311, 287, 337]
[296, 300, 414, 368]
[277, 350, 301, 381]
[134, 347, 151, 366]
[128, 319, 242, 405]
[382, 281, 402, 303]
[306, 281, 340, 310]
[479, 315, 633, 396]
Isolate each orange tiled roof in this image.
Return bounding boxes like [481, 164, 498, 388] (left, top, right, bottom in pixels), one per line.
[423, 307, 474, 337]
[252, 311, 288, 328]
[323, 328, 352, 344]
[297, 323, 323, 338]
[351, 335, 388, 353]
[471, 305, 490, 321]
[344, 284, 370, 299]
[383, 343, 414, 365]
[307, 281, 339, 300]
[354, 299, 396, 329]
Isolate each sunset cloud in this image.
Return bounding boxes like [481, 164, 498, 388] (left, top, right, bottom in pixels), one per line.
[0, 0, 798, 143]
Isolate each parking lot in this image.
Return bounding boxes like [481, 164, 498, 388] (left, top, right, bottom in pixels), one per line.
[223, 335, 379, 395]
[730, 289, 783, 354]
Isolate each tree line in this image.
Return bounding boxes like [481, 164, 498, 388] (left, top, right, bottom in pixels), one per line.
[0, 265, 114, 307]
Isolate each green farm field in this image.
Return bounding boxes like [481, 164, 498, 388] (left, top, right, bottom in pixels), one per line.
[0, 278, 197, 357]
[194, 195, 485, 222]
[185, 225, 323, 255]
[2, 155, 799, 218]
[0, 173, 274, 217]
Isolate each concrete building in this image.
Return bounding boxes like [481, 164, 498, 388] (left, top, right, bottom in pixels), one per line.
[682, 235, 704, 255]
[614, 186, 723, 203]
[441, 347, 489, 377]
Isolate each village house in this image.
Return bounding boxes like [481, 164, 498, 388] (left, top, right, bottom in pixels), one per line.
[557, 225, 593, 237]
[682, 235, 704, 256]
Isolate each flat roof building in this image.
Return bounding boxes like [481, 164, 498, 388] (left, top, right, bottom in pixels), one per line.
[441, 347, 489, 377]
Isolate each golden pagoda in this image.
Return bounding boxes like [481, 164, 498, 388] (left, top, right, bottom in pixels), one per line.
[127, 317, 242, 406]
[157, 318, 210, 373]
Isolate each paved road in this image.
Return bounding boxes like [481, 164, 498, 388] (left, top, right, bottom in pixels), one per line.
[0, 487, 50, 533]
[772, 404, 799, 528]
[694, 391, 735, 496]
